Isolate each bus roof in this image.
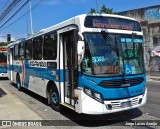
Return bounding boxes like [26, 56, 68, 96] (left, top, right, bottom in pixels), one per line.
[7, 14, 140, 44]
[7, 38, 25, 48]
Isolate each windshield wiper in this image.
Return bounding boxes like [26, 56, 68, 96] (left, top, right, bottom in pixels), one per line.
[101, 30, 117, 51]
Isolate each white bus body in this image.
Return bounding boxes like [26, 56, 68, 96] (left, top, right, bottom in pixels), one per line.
[7, 14, 147, 114]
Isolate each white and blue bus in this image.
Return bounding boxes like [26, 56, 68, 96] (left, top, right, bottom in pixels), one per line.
[0, 46, 8, 78]
[7, 14, 147, 114]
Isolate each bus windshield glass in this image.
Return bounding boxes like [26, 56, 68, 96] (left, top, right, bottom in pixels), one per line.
[0, 52, 7, 65]
[82, 33, 145, 76]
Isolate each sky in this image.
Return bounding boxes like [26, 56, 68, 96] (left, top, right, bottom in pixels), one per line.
[0, 0, 160, 42]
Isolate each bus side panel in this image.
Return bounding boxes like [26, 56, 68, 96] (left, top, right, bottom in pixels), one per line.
[12, 61, 22, 84]
[23, 60, 59, 98]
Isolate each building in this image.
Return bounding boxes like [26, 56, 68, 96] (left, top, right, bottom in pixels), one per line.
[118, 5, 160, 75]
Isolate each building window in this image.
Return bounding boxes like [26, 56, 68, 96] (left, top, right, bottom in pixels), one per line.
[14, 44, 19, 60]
[153, 37, 158, 46]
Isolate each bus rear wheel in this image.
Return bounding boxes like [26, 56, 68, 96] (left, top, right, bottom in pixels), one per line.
[16, 75, 22, 91]
[49, 87, 60, 112]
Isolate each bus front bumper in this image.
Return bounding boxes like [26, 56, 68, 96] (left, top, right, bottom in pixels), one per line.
[79, 88, 147, 115]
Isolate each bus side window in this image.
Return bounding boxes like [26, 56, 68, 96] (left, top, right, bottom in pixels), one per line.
[19, 43, 24, 60]
[7, 49, 10, 61]
[33, 37, 42, 60]
[43, 33, 57, 60]
[25, 40, 32, 60]
[14, 44, 19, 60]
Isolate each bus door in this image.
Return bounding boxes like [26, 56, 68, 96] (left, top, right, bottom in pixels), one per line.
[9, 48, 14, 81]
[62, 30, 78, 107]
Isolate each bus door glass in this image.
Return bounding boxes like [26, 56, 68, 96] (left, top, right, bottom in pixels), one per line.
[62, 30, 78, 107]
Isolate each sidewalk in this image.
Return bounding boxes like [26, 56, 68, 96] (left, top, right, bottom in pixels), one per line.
[0, 86, 42, 120]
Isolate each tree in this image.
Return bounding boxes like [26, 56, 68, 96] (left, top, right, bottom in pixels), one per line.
[100, 4, 113, 14]
[89, 4, 113, 14]
[89, 8, 96, 14]
[0, 41, 12, 46]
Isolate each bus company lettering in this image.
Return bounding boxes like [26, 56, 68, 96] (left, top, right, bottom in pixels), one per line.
[29, 61, 47, 68]
[94, 66, 120, 74]
[93, 22, 133, 30]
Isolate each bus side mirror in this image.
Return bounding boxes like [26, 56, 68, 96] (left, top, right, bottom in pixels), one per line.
[77, 41, 85, 65]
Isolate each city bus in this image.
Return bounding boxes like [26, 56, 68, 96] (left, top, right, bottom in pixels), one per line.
[0, 46, 8, 78]
[7, 14, 147, 114]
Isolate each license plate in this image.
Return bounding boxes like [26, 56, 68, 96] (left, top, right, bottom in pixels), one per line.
[121, 101, 132, 108]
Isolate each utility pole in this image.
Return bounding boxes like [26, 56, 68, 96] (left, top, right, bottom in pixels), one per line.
[27, 21, 29, 36]
[30, 0, 33, 34]
[96, 0, 98, 13]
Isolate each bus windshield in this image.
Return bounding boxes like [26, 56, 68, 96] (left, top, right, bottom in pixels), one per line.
[82, 33, 145, 76]
[0, 52, 7, 65]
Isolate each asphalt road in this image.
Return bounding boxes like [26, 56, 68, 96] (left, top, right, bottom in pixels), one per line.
[0, 78, 160, 129]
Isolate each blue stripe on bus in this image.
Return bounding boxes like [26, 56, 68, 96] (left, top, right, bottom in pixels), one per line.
[0, 66, 7, 73]
[7, 65, 13, 71]
[11, 62, 58, 89]
[9, 65, 62, 87]
[0, 69, 7, 73]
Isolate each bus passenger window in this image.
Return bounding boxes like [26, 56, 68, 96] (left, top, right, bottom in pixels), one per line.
[14, 45, 19, 60]
[19, 43, 24, 59]
[33, 37, 42, 60]
[43, 33, 57, 60]
[25, 40, 32, 60]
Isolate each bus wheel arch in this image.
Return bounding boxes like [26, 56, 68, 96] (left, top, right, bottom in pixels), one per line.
[47, 81, 60, 111]
[16, 73, 22, 91]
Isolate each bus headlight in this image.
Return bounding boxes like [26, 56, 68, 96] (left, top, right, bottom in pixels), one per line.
[84, 87, 92, 96]
[93, 92, 102, 101]
[83, 87, 103, 103]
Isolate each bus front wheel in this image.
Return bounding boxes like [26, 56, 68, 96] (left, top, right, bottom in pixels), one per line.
[16, 75, 22, 91]
[49, 87, 60, 112]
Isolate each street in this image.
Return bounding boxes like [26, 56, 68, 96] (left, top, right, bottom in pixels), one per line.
[0, 78, 160, 129]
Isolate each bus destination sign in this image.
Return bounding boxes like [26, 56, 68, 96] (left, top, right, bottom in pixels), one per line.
[84, 16, 141, 31]
[93, 22, 132, 30]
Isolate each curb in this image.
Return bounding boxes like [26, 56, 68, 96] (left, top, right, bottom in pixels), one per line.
[147, 76, 160, 81]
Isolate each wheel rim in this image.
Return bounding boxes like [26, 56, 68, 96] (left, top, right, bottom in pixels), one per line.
[17, 81, 21, 89]
[51, 92, 59, 106]
[17, 77, 21, 89]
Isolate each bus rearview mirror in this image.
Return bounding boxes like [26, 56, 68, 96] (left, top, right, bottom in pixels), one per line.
[77, 41, 85, 65]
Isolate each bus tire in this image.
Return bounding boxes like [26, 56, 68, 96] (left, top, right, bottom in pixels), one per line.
[49, 86, 60, 112]
[16, 75, 22, 91]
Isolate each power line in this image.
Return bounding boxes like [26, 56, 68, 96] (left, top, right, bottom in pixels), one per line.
[0, 0, 46, 32]
[0, 0, 11, 12]
[0, 0, 21, 22]
[0, 0, 29, 29]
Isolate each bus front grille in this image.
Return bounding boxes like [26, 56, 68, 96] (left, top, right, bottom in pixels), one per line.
[105, 97, 140, 110]
[98, 77, 144, 88]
